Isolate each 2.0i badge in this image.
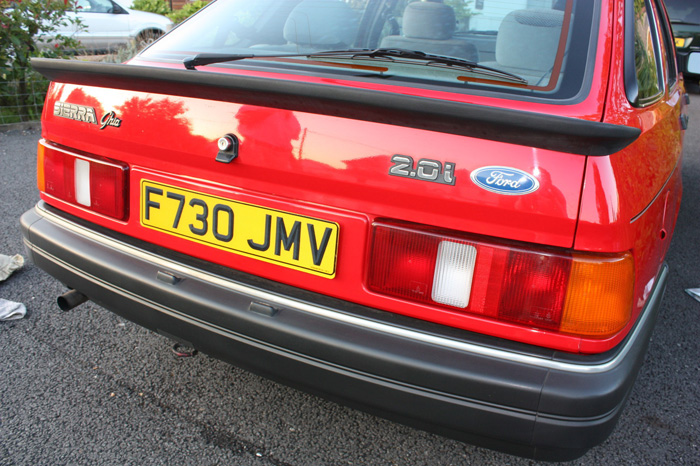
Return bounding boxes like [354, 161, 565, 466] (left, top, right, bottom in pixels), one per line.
[388, 155, 456, 186]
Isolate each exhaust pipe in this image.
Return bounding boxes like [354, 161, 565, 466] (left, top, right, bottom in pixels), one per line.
[57, 289, 89, 311]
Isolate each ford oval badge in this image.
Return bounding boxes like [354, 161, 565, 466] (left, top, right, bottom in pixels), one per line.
[470, 166, 540, 195]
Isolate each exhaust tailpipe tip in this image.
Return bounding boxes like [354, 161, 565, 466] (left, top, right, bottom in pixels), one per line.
[57, 289, 89, 311]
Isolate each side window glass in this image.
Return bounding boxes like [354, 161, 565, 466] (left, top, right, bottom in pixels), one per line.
[80, 0, 114, 14]
[652, 0, 678, 89]
[76, 0, 92, 12]
[94, 0, 115, 13]
[632, 0, 663, 105]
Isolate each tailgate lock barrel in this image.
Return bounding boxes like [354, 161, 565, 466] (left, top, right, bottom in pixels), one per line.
[216, 134, 239, 163]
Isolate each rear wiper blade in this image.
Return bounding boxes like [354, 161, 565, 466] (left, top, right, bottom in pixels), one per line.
[183, 48, 527, 84]
[312, 48, 527, 83]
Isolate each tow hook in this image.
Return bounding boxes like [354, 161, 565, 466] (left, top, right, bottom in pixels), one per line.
[57, 289, 89, 311]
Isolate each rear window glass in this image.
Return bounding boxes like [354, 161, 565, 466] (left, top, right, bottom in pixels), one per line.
[140, 0, 597, 100]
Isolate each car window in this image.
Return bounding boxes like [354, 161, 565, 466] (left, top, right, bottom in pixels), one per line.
[653, 0, 678, 89]
[76, 0, 115, 14]
[140, 0, 597, 100]
[664, 0, 700, 24]
[632, 0, 663, 105]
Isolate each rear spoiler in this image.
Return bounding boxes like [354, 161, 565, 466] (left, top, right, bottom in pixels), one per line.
[32, 58, 639, 156]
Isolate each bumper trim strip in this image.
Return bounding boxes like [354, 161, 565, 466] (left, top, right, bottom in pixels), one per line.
[30, 202, 665, 375]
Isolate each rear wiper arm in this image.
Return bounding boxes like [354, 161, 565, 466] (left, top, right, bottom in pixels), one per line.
[183, 50, 389, 69]
[182, 51, 381, 69]
[183, 48, 527, 84]
[184, 53, 257, 69]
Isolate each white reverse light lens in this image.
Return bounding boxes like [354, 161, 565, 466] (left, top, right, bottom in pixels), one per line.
[74, 158, 91, 207]
[432, 241, 477, 308]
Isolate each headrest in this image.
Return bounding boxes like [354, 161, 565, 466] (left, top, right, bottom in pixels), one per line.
[402, 2, 456, 40]
[508, 8, 563, 28]
[496, 9, 564, 71]
[283, 0, 358, 47]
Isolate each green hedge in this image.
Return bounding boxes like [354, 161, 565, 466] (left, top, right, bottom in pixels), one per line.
[167, 0, 208, 24]
[131, 0, 171, 15]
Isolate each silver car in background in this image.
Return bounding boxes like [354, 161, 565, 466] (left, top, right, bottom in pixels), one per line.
[43, 0, 172, 52]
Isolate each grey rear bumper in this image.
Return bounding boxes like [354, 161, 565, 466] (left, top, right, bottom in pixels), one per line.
[21, 202, 667, 461]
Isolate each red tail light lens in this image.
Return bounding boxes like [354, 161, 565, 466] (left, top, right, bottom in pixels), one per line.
[368, 226, 439, 304]
[496, 251, 570, 330]
[38, 140, 128, 220]
[368, 222, 634, 340]
[368, 225, 478, 308]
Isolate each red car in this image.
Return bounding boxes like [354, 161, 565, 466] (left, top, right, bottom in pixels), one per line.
[22, 0, 686, 460]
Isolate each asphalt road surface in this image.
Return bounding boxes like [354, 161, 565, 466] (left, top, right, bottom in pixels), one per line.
[1, 102, 699, 466]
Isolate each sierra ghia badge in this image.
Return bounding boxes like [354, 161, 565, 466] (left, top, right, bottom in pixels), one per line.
[471, 166, 539, 195]
[54, 102, 122, 130]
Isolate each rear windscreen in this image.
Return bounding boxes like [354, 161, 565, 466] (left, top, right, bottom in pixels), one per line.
[140, 0, 598, 100]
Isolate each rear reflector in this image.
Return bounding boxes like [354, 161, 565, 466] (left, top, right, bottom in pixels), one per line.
[38, 140, 128, 220]
[368, 222, 634, 340]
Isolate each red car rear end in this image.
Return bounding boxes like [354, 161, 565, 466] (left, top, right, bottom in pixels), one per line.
[22, 0, 685, 460]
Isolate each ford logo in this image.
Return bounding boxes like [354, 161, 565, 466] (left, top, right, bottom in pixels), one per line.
[470, 166, 540, 195]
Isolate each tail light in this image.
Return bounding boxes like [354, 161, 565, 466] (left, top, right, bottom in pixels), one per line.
[38, 140, 128, 220]
[368, 222, 634, 339]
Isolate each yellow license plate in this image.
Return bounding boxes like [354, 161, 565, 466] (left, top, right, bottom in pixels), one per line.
[140, 180, 339, 278]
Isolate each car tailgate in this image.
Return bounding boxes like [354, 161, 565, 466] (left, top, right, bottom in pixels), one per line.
[32, 59, 641, 347]
[41, 81, 587, 246]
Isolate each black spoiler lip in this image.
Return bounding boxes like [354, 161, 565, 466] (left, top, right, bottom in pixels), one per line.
[32, 58, 639, 156]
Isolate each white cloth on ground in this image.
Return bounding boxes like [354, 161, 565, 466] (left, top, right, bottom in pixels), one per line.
[0, 254, 24, 282]
[0, 298, 26, 321]
[686, 288, 700, 303]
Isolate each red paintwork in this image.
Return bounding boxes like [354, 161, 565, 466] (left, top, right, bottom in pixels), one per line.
[576, 0, 684, 352]
[38, 0, 683, 354]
